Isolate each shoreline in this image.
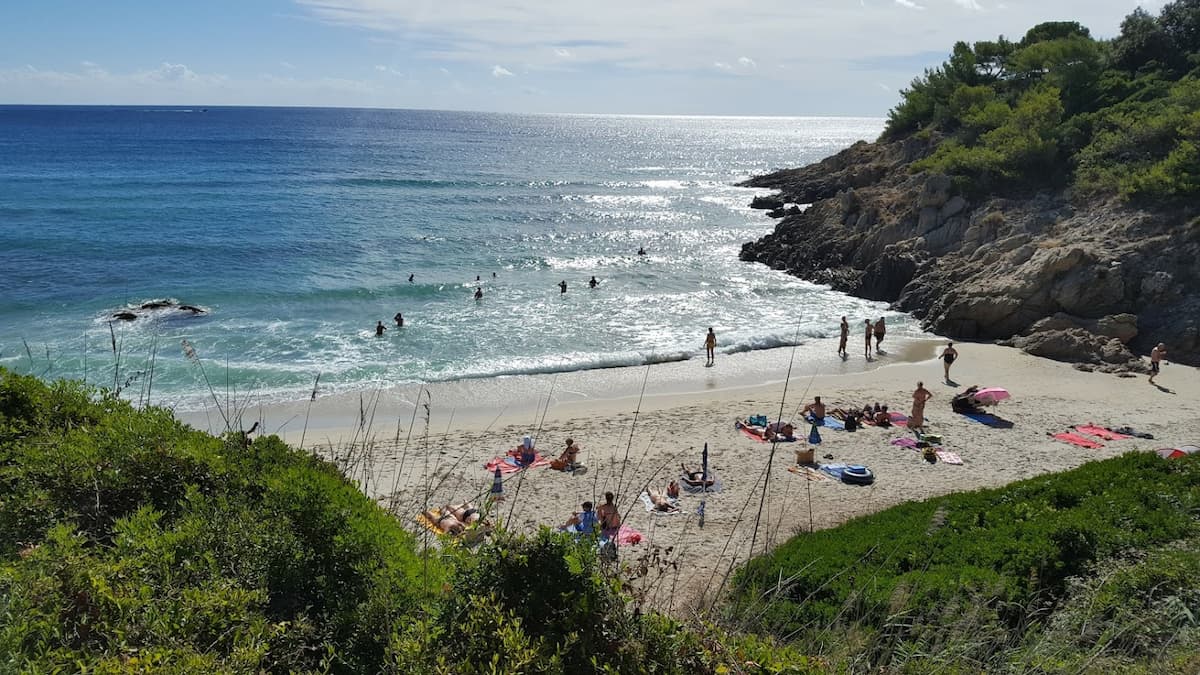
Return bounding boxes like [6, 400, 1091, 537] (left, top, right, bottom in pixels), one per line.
[176, 340, 1200, 613]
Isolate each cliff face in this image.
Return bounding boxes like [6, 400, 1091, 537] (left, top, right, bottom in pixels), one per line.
[739, 139, 1200, 369]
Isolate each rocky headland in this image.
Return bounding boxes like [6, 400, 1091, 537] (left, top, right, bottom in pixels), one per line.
[739, 137, 1200, 370]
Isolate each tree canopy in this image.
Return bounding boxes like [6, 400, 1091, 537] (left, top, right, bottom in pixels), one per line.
[884, 1, 1200, 200]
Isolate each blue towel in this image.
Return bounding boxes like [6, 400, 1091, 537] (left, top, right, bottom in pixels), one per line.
[819, 463, 847, 480]
[822, 416, 845, 430]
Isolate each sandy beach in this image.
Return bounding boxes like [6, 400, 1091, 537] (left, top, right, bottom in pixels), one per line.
[178, 339, 1199, 614]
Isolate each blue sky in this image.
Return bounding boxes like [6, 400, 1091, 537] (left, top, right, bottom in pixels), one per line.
[0, 1, 1160, 115]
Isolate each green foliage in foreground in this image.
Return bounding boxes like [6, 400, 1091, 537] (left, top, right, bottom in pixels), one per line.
[886, 2, 1200, 201]
[730, 452, 1200, 672]
[0, 368, 816, 674]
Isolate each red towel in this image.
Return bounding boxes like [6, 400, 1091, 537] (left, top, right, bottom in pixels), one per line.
[1052, 432, 1104, 449]
[602, 524, 643, 546]
[1075, 425, 1131, 441]
[484, 452, 550, 474]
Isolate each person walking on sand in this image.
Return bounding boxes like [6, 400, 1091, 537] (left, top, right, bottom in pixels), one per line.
[559, 280, 567, 294]
[873, 317, 886, 354]
[910, 381, 933, 430]
[838, 316, 849, 357]
[375, 321, 386, 337]
[704, 327, 717, 365]
[393, 312, 404, 328]
[1149, 343, 1167, 384]
[941, 341, 958, 382]
[864, 320, 873, 359]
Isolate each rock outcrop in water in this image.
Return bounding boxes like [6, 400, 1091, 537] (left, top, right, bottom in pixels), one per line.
[738, 138, 1200, 370]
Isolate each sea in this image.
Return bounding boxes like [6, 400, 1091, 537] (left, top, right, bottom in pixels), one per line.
[0, 106, 906, 411]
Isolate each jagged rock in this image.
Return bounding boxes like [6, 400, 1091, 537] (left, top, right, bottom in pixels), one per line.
[113, 312, 137, 321]
[737, 135, 1200, 366]
[1004, 328, 1142, 371]
[751, 194, 785, 210]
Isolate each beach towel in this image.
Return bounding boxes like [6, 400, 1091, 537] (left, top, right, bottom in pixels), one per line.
[822, 416, 845, 430]
[960, 411, 1014, 428]
[889, 412, 909, 427]
[787, 464, 829, 481]
[485, 452, 551, 474]
[601, 524, 643, 546]
[639, 492, 681, 514]
[890, 437, 919, 449]
[415, 509, 492, 542]
[935, 450, 964, 465]
[1075, 425, 1131, 441]
[1051, 432, 1104, 449]
[818, 463, 848, 480]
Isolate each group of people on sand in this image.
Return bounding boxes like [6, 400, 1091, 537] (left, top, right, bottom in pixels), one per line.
[563, 491, 621, 534]
[836, 316, 889, 360]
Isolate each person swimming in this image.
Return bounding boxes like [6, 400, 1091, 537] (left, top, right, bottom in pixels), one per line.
[637, 246, 646, 256]
[393, 312, 404, 328]
[589, 276, 598, 288]
[408, 273, 414, 283]
[375, 321, 385, 336]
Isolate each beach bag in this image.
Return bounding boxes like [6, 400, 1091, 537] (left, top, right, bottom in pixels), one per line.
[808, 425, 822, 445]
[844, 416, 859, 432]
[749, 414, 768, 427]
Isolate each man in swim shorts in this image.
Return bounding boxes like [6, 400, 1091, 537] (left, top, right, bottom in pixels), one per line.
[559, 280, 567, 294]
[873, 317, 886, 353]
[1149, 343, 1167, 384]
[375, 321, 386, 336]
[838, 316, 849, 357]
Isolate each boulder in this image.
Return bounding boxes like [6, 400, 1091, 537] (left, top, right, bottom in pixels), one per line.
[751, 194, 785, 210]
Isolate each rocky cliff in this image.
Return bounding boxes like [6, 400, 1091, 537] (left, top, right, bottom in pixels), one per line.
[739, 138, 1200, 370]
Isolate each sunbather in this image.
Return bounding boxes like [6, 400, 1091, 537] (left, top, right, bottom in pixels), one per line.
[445, 502, 481, 525]
[680, 464, 715, 487]
[764, 421, 795, 441]
[873, 406, 892, 427]
[951, 386, 984, 414]
[551, 438, 581, 470]
[646, 489, 677, 512]
[423, 509, 466, 535]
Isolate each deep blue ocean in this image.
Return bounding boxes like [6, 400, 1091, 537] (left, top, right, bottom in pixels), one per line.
[0, 106, 897, 409]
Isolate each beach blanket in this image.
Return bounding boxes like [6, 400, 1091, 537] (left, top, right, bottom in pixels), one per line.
[961, 412, 1015, 429]
[484, 452, 551, 474]
[935, 450, 964, 465]
[415, 509, 491, 542]
[787, 464, 829, 481]
[601, 524, 643, 546]
[1052, 432, 1104, 449]
[821, 416, 845, 430]
[889, 412, 909, 427]
[639, 492, 681, 514]
[890, 437, 919, 449]
[1075, 425, 1131, 441]
[818, 463, 849, 480]
[735, 421, 768, 442]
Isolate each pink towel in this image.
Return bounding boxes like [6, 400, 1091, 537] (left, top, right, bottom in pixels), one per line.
[891, 438, 919, 448]
[1052, 432, 1104, 449]
[484, 452, 550, 474]
[602, 524, 643, 546]
[1075, 425, 1131, 441]
[935, 450, 963, 465]
[889, 412, 909, 427]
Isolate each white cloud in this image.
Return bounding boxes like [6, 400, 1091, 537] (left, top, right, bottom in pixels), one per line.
[280, 60, 296, 70]
[713, 61, 733, 72]
[375, 64, 404, 76]
[492, 64, 514, 77]
[895, 0, 925, 9]
[554, 47, 572, 58]
[951, 0, 983, 9]
[737, 56, 757, 69]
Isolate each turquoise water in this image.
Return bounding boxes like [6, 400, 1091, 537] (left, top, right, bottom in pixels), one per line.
[0, 107, 900, 409]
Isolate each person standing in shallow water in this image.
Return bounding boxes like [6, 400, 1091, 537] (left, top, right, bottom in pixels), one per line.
[863, 320, 873, 359]
[873, 317, 886, 353]
[474, 286, 483, 300]
[838, 316, 849, 358]
[559, 280, 567, 294]
[375, 321, 385, 337]
[408, 273, 414, 283]
[705, 328, 717, 366]
[393, 312, 404, 328]
[589, 276, 598, 289]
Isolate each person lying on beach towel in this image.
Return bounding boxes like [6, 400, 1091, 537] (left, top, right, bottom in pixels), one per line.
[666, 480, 680, 498]
[680, 463, 716, 488]
[764, 421, 796, 442]
[872, 406, 893, 427]
[640, 489, 680, 513]
[951, 387, 985, 414]
[734, 418, 769, 441]
[420, 508, 466, 535]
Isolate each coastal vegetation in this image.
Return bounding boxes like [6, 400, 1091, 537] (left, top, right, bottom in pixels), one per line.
[884, 2, 1200, 200]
